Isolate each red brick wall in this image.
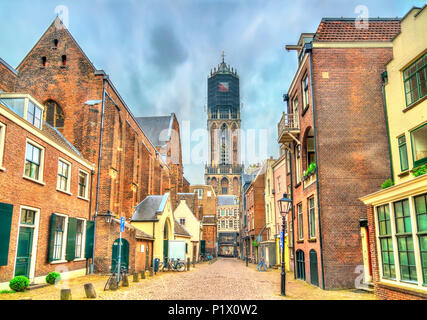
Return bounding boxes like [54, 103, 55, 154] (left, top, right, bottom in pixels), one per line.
[287, 56, 322, 285]
[312, 47, 393, 289]
[0, 62, 17, 92]
[202, 224, 217, 255]
[135, 240, 153, 272]
[0, 113, 91, 282]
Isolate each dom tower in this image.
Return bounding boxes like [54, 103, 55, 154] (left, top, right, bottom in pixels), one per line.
[205, 52, 243, 195]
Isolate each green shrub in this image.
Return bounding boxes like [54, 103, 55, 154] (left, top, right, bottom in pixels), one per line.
[0, 289, 16, 294]
[381, 179, 394, 189]
[303, 163, 316, 177]
[45, 272, 61, 285]
[252, 240, 259, 247]
[412, 165, 427, 177]
[9, 276, 29, 292]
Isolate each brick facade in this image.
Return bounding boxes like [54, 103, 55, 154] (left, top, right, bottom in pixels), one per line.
[0, 18, 185, 275]
[0, 101, 93, 283]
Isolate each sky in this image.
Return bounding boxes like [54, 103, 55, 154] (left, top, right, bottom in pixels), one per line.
[0, 0, 424, 184]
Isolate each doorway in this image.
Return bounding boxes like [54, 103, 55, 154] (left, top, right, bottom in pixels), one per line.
[111, 238, 129, 272]
[15, 207, 39, 280]
[296, 249, 306, 280]
[309, 249, 319, 286]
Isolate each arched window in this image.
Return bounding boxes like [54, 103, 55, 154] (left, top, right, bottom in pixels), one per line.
[211, 177, 217, 188]
[233, 177, 239, 195]
[221, 177, 228, 195]
[220, 123, 228, 165]
[44, 100, 64, 129]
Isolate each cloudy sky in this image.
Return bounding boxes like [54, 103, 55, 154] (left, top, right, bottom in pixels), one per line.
[0, 0, 423, 184]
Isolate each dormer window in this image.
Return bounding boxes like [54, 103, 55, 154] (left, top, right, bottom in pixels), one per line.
[0, 94, 44, 130]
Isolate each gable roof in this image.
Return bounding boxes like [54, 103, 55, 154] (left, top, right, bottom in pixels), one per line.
[314, 18, 400, 42]
[0, 57, 18, 75]
[131, 195, 165, 222]
[174, 218, 191, 237]
[177, 193, 197, 215]
[17, 17, 97, 72]
[135, 114, 174, 147]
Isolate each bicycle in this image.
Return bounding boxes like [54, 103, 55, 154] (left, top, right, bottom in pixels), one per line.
[160, 258, 186, 272]
[104, 261, 127, 290]
[256, 257, 267, 272]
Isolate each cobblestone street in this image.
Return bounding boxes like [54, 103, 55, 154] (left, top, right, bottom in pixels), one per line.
[0, 258, 374, 300]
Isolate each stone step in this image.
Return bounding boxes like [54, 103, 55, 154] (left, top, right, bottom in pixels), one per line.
[27, 283, 49, 290]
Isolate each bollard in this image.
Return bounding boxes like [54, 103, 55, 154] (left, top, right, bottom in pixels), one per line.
[133, 272, 139, 282]
[84, 283, 97, 298]
[109, 279, 118, 291]
[122, 274, 129, 287]
[149, 267, 154, 277]
[192, 258, 195, 268]
[187, 258, 190, 271]
[141, 270, 146, 279]
[60, 288, 72, 300]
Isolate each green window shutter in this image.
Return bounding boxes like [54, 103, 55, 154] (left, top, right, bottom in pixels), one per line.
[0, 203, 13, 266]
[85, 220, 95, 259]
[47, 213, 57, 262]
[66, 217, 77, 261]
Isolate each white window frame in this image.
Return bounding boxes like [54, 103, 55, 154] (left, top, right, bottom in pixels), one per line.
[57, 157, 72, 194]
[23, 138, 45, 185]
[74, 218, 86, 261]
[297, 203, 303, 240]
[375, 194, 427, 291]
[13, 206, 41, 281]
[77, 169, 89, 200]
[0, 121, 6, 171]
[51, 213, 69, 264]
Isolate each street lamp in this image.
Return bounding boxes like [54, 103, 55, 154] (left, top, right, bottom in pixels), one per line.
[99, 210, 113, 224]
[278, 194, 292, 296]
[246, 230, 249, 267]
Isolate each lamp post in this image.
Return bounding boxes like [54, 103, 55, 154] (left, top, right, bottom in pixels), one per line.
[278, 194, 292, 296]
[245, 230, 249, 267]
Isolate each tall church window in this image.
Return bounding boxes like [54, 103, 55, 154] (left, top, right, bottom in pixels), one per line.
[221, 177, 228, 194]
[220, 124, 228, 165]
[44, 100, 64, 129]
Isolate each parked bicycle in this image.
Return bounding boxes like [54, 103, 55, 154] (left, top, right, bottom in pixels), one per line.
[160, 258, 186, 272]
[256, 257, 267, 272]
[200, 253, 213, 262]
[104, 260, 127, 290]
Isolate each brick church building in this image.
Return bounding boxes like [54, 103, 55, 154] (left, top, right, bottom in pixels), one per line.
[0, 17, 186, 276]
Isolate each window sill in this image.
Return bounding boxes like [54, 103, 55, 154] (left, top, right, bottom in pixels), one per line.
[0, 166, 5, 172]
[296, 239, 304, 243]
[77, 196, 89, 202]
[295, 182, 301, 189]
[403, 95, 427, 113]
[73, 258, 86, 262]
[308, 238, 317, 242]
[23, 175, 45, 186]
[56, 188, 72, 196]
[50, 260, 67, 265]
[397, 170, 409, 178]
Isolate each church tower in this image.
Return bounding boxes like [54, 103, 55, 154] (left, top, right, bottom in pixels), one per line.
[205, 52, 243, 195]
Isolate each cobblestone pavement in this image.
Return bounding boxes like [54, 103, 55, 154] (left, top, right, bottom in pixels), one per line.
[0, 258, 375, 300]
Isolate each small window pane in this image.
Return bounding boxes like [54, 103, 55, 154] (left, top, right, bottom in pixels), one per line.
[20, 209, 35, 225]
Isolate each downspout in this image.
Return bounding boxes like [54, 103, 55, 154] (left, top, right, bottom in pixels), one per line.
[308, 46, 326, 289]
[381, 72, 394, 182]
[86, 169, 95, 274]
[91, 77, 107, 273]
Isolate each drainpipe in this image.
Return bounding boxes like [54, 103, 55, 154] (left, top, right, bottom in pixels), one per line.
[86, 169, 95, 274]
[308, 46, 326, 290]
[91, 77, 107, 273]
[381, 72, 394, 183]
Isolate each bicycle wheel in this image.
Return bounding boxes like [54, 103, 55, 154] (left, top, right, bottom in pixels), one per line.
[177, 262, 186, 272]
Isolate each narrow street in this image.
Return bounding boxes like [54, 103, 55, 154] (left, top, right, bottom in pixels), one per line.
[0, 258, 374, 300]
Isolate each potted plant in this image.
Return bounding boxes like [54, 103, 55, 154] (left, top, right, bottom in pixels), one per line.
[303, 163, 316, 181]
[412, 164, 427, 177]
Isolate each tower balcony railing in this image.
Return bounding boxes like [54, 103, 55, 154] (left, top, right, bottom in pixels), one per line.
[278, 113, 300, 144]
[205, 164, 244, 174]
